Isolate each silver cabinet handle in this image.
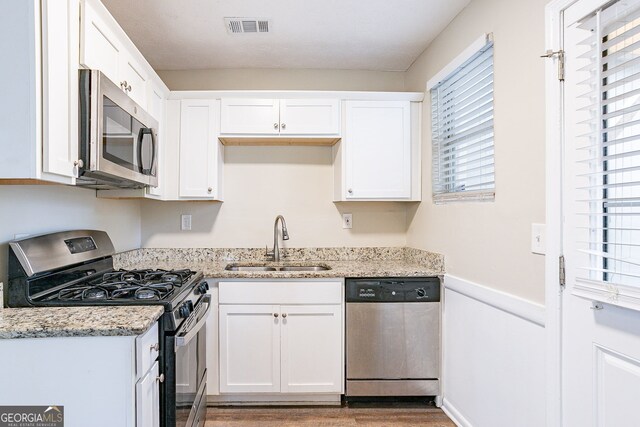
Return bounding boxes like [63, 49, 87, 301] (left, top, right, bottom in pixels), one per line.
[150, 343, 160, 351]
[126, 84, 132, 93]
[274, 313, 279, 318]
[207, 187, 213, 193]
[73, 159, 84, 168]
[120, 80, 127, 89]
[281, 123, 286, 130]
[273, 123, 279, 130]
[156, 374, 165, 383]
[282, 313, 287, 318]
[347, 189, 353, 194]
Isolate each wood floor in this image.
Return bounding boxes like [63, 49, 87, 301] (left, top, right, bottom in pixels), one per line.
[205, 405, 455, 426]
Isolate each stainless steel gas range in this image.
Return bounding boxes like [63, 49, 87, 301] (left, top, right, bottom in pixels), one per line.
[6, 230, 208, 427]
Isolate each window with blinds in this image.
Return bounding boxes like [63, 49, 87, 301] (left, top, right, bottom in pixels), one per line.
[430, 42, 495, 203]
[575, 1, 640, 289]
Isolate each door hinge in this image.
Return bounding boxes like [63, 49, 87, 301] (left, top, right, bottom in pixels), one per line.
[541, 49, 565, 81]
[559, 255, 566, 288]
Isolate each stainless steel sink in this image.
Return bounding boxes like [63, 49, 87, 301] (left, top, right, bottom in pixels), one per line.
[224, 264, 331, 272]
[278, 266, 330, 271]
[224, 265, 277, 271]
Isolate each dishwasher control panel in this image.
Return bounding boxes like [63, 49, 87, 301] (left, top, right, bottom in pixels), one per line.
[345, 277, 440, 302]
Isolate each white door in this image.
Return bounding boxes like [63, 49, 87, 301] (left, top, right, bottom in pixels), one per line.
[562, 1, 640, 426]
[41, 0, 78, 179]
[344, 101, 411, 199]
[80, 0, 120, 84]
[280, 305, 343, 393]
[136, 360, 160, 427]
[179, 99, 220, 199]
[220, 99, 280, 134]
[279, 99, 340, 135]
[219, 304, 281, 393]
[119, 53, 148, 109]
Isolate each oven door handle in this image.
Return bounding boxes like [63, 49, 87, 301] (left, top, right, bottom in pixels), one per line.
[175, 294, 211, 351]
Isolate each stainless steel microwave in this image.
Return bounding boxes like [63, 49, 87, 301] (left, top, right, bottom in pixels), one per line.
[78, 70, 158, 189]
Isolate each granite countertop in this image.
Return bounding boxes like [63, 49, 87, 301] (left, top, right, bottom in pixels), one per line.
[114, 247, 445, 279]
[0, 306, 163, 339]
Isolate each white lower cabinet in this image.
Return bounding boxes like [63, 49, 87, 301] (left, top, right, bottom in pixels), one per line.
[0, 322, 160, 427]
[218, 280, 344, 397]
[136, 360, 160, 427]
[280, 304, 342, 393]
[219, 304, 281, 393]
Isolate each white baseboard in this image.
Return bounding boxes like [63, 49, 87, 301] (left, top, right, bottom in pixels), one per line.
[442, 274, 546, 427]
[442, 397, 473, 427]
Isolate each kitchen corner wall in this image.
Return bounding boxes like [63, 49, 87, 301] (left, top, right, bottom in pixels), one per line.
[404, 0, 548, 304]
[0, 186, 141, 284]
[141, 68, 409, 249]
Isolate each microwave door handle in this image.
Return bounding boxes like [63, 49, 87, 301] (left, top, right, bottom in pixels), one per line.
[137, 128, 154, 174]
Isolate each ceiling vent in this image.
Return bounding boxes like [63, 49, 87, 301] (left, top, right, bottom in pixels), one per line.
[224, 18, 270, 34]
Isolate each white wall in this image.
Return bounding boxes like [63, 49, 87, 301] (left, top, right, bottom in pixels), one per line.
[142, 146, 408, 248]
[142, 68, 411, 249]
[404, 0, 548, 303]
[0, 186, 141, 284]
[442, 276, 546, 427]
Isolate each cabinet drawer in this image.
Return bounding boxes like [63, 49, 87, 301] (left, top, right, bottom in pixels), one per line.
[136, 322, 159, 378]
[219, 281, 342, 304]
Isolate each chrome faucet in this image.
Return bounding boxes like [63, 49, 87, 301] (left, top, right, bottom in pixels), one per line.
[266, 215, 290, 262]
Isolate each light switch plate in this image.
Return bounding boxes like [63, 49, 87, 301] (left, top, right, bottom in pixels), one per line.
[181, 214, 192, 231]
[342, 213, 353, 229]
[531, 223, 546, 255]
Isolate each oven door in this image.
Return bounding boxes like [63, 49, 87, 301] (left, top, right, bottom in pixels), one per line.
[173, 294, 210, 427]
[81, 70, 159, 187]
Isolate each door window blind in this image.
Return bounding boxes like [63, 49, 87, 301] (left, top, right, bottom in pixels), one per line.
[575, 1, 640, 288]
[430, 42, 495, 202]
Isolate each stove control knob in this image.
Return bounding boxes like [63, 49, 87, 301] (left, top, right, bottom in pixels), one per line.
[416, 288, 427, 298]
[196, 281, 209, 295]
[178, 302, 192, 319]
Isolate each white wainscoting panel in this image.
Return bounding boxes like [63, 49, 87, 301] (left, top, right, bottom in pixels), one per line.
[442, 275, 546, 427]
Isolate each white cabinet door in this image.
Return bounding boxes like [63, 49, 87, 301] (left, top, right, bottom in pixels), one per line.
[279, 99, 340, 135]
[219, 305, 281, 393]
[344, 101, 411, 199]
[220, 99, 280, 135]
[41, 0, 78, 179]
[280, 305, 343, 393]
[136, 360, 160, 427]
[119, 53, 148, 109]
[179, 99, 223, 199]
[80, 0, 120, 85]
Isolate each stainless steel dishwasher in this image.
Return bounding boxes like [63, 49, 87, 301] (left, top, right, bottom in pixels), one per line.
[345, 277, 441, 398]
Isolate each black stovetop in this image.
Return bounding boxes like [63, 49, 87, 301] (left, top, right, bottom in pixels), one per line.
[49, 268, 198, 303]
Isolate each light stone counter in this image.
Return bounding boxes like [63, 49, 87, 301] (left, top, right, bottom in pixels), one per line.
[114, 247, 445, 279]
[0, 306, 163, 339]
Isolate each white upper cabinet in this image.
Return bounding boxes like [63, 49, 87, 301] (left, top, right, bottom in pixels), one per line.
[179, 99, 224, 200]
[220, 99, 280, 135]
[0, 0, 79, 184]
[335, 100, 421, 201]
[279, 99, 341, 135]
[220, 98, 340, 137]
[80, 0, 151, 109]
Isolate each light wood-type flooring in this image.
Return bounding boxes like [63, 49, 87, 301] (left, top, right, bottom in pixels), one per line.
[205, 405, 455, 426]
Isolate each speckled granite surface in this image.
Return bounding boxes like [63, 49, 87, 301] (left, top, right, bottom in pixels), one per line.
[114, 247, 445, 279]
[0, 306, 163, 339]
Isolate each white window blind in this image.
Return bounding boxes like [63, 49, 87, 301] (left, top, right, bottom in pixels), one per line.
[575, 1, 640, 289]
[430, 41, 495, 203]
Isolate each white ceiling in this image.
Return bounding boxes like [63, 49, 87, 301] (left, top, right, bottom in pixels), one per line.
[101, 0, 470, 72]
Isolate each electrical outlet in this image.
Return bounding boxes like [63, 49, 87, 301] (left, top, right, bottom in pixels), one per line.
[342, 213, 353, 229]
[181, 214, 192, 231]
[531, 223, 546, 255]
